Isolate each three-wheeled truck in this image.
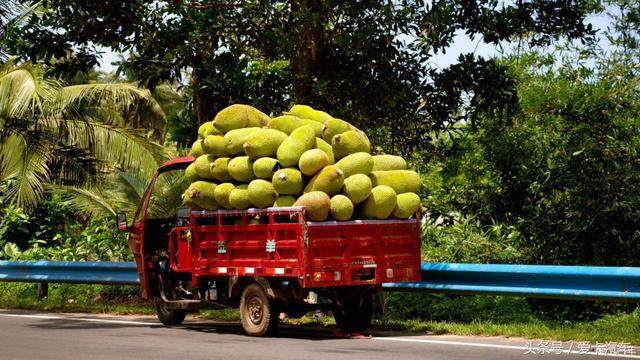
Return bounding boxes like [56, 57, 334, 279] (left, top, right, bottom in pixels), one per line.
[117, 156, 421, 336]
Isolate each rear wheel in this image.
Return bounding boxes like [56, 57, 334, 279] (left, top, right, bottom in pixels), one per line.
[333, 291, 374, 333]
[240, 283, 280, 336]
[156, 302, 187, 326]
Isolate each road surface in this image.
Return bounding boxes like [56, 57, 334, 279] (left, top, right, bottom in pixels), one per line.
[0, 310, 636, 360]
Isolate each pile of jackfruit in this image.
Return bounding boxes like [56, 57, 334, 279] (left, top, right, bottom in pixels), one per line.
[182, 104, 421, 221]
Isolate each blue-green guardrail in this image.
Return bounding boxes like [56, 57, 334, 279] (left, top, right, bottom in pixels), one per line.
[1, 261, 639, 302]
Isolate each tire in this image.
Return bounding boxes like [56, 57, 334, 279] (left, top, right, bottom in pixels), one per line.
[240, 283, 280, 336]
[333, 291, 374, 333]
[156, 301, 187, 326]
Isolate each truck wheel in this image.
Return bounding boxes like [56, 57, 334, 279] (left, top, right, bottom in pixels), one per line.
[333, 292, 374, 333]
[240, 283, 280, 336]
[156, 302, 187, 326]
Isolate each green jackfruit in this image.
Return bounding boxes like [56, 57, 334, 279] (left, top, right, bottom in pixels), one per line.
[372, 154, 407, 171]
[273, 195, 296, 207]
[181, 189, 200, 210]
[298, 149, 330, 176]
[246, 106, 271, 128]
[300, 119, 323, 137]
[294, 191, 331, 221]
[370, 170, 421, 194]
[194, 154, 216, 180]
[190, 140, 204, 158]
[335, 152, 373, 178]
[393, 192, 421, 219]
[203, 135, 230, 157]
[243, 128, 288, 159]
[304, 165, 344, 196]
[248, 179, 278, 208]
[332, 130, 371, 159]
[184, 181, 219, 210]
[210, 157, 233, 182]
[276, 125, 316, 167]
[213, 183, 235, 209]
[361, 185, 397, 219]
[185, 163, 199, 182]
[229, 184, 251, 209]
[252, 157, 279, 179]
[198, 122, 221, 139]
[286, 105, 333, 123]
[213, 104, 269, 133]
[224, 127, 260, 155]
[342, 174, 372, 204]
[330, 194, 354, 221]
[315, 138, 335, 164]
[321, 118, 352, 142]
[228, 156, 256, 182]
[268, 115, 303, 134]
[272, 168, 304, 195]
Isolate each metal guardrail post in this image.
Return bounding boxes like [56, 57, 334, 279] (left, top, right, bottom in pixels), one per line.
[37, 282, 48, 299]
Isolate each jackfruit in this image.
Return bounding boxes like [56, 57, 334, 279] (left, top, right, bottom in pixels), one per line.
[213, 183, 235, 209]
[213, 104, 269, 133]
[370, 170, 421, 194]
[273, 195, 296, 207]
[190, 140, 204, 158]
[332, 130, 371, 159]
[276, 125, 316, 167]
[372, 154, 407, 171]
[184, 181, 219, 210]
[321, 118, 352, 142]
[229, 184, 252, 209]
[198, 122, 221, 139]
[361, 185, 397, 219]
[304, 165, 344, 196]
[286, 105, 333, 123]
[393, 193, 421, 219]
[246, 106, 271, 128]
[194, 154, 216, 180]
[203, 135, 230, 157]
[268, 115, 303, 134]
[210, 157, 233, 182]
[181, 189, 200, 210]
[330, 195, 354, 221]
[300, 119, 323, 137]
[342, 174, 372, 204]
[243, 128, 288, 159]
[272, 168, 304, 195]
[224, 127, 260, 155]
[185, 163, 199, 182]
[252, 157, 280, 179]
[228, 156, 256, 182]
[315, 138, 335, 164]
[293, 191, 331, 221]
[298, 149, 330, 176]
[335, 152, 373, 178]
[248, 179, 279, 208]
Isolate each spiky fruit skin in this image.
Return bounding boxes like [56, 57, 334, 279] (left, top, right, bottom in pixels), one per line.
[315, 137, 335, 164]
[243, 129, 288, 159]
[213, 104, 269, 133]
[273, 195, 296, 207]
[228, 156, 256, 182]
[332, 130, 370, 159]
[361, 185, 397, 219]
[203, 135, 230, 157]
[198, 122, 221, 139]
[224, 127, 260, 155]
[335, 152, 373, 178]
[370, 170, 421, 194]
[272, 168, 304, 195]
[393, 193, 421, 219]
[298, 149, 330, 176]
[321, 118, 352, 142]
[304, 165, 344, 196]
[229, 184, 251, 209]
[185, 163, 199, 183]
[277, 125, 316, 167]
[342, 174, 372, 204]
[330, 195, 354, 221]
[214, 183, 235, 209]
[246, 106, 271, 128]
[252, 157, 279, 179]
[210, 157, 233, 182]
[248, 179, 279, 208]
[300, 119, 323, 137]
[372, 154, 407, 171]
[194, 154, 216, 180]
[268, 115, 303, 134]
[190, 140, 204, 158]
[294, 191, 331, 221]
[286, 105, 333, 123]
[184, 181, 219, 210]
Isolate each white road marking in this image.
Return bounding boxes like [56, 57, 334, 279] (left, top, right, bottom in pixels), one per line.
[0, 312, 157, 326]
[373, 337, 640, 358]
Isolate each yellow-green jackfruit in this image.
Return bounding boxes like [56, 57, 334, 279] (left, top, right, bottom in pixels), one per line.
[210, 157, 233, 182]
[372, 154, 407, 171]
[276, 125, 316, 167]
[304, 165, 344, 196]
[321, 118, 352, 142]
[286, 105, 333, 123]
[332, 130, 371, 159]
[228, 156, 256, 182]
[393, 193, 421, 219]
[190, 140, 204, 158]
[315, 137, 335, 164]
[246, 106, 271, 128]
[298, 149, 330, 176]
[243, 129, 288, 159]
[361, 185, 397, 219]
[185, 163, 199, 182]
[194, 154, 216, 180]
[203, 135, 230, 157]
[294, 191, 331, 221]
[273, 195, 296, 207]
[370, 170, 421, 194]
[342, 174, 372, 204]
[268, 115, 303, 134]
[229, 185, 251, 209]
[272, 168, 304, 195]
[248, 179, 279, 208]
[213, 104, 269, 133]
[330, 195, 354, 221]
[213, 183, 235, 209]
[184, 181, 219, 210]
[198, 122, 221, 139]
[335, 152, 373, 178]
[300, 119, 323, 137]
[252, 157, 279, 179]
[224, 127, 260, 155]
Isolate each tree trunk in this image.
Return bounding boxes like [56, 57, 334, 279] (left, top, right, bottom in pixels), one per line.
[192, 64, 213, 124]
[290, 0, 322, 104]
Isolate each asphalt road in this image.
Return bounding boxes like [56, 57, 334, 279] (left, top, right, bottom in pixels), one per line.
[0, 310, 637, 360]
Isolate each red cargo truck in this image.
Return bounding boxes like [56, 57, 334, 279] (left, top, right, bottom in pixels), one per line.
[117, 156, 421, 336]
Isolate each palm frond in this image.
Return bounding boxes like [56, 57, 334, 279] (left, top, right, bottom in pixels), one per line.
[56, 83, 149, 115]
[0, 62, 57, 119]
[114, 170, 147, 201]
[47, 184, 116, 217]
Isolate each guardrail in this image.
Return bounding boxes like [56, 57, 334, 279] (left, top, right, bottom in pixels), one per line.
[1, 261, 639, 302]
